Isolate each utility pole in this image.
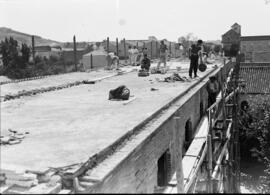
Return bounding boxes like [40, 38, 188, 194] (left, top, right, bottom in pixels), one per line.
[156, 41, 158, 58]
[90, 54, 93, 69]
[31, 35, 35, 65]
[107, 37, 110, 53]
[123, 38, 126, 63]
[150, 41, 153, 60]
[73, 35, 77, 71]
[116, 38, 119, 57]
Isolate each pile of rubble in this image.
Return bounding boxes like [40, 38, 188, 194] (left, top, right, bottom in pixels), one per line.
[1, 80, 90, 102]
[0, 129, 28, 145]
[0, 168, 71, 194]
[0, 74, 64, 85]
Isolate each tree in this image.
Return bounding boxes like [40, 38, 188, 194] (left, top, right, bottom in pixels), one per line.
[239, 95, 270, 192]
[148, 36, 158, 41]
[21, 43, 30, 68]
[178, 33, 198, 56]
[0, 37, 19, 68]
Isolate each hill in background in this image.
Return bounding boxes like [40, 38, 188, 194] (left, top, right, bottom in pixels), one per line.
[0, 27, 62, 46]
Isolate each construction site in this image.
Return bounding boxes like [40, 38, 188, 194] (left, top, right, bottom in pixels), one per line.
[0, 45, 243, 194]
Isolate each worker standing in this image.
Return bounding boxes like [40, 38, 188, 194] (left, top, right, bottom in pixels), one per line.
[107, 52, 119, 70]
[188, 40, 203, 78]
[131, 46, 139, 66]
[128, 46, 133, 66]
[157, 40, 168, 70]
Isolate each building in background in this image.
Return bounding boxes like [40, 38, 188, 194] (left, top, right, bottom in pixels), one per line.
[221, 23, 241, 56]
[82, 50, 108, 70]
[35, 45, 62, 59]
[239, 62, 270, 107]
[240, 36, 270, 62]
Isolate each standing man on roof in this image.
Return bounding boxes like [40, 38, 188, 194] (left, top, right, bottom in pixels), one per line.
[157, 40, 168, 70]
[128, 46, 133, 66]
[188, 39, 203, 78]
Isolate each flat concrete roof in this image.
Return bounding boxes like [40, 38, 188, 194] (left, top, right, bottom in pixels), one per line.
[0, 61, 221, 173]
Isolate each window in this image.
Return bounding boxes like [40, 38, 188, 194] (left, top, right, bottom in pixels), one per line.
[157, 149, 172, 187]
[184, 119, 192, 151]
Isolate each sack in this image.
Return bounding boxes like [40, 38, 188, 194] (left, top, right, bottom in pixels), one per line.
[138, 69, 149, 77]
[198, 63, 207, 72]
[109, 85, 130, 100]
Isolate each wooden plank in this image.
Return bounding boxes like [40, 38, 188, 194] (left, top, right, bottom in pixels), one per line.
[185, 139, 205, 157]
[122, 97, 137, 105]
[184, 144, 207, 192]
[182, 156, 197, 180]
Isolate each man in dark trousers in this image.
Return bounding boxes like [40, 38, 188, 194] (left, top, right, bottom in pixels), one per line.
[188, 40, 203, 78]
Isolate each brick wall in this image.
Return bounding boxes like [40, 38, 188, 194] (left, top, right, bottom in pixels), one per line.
[87, 81, 212, 193]
[241, 40, 270, 62]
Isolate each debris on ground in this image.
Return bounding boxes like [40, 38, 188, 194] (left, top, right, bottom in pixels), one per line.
[108, 85, 130, 101]
[82, 80, 95, 84]
[164, 73, 190, 83]
[0, 167, 72, 194]
[0, 129, 29, 146]
[150, 67, 168, 74]
[122, 97, 137, 105]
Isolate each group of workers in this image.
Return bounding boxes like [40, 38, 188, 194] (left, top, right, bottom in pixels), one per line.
[107, 39, 205, 76]
[106, 40, 169, 72]
[106, 39, 219, 107]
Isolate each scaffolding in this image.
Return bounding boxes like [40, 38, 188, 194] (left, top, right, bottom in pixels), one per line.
[166, 57, 242, 193]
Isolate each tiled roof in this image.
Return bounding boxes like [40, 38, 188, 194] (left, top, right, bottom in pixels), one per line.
[239, 63, 270, 94]
[240, 36, 270, 41]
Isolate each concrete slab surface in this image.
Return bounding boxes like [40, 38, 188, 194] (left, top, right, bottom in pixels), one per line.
[0, 61, 221, 172]
[0, 68, 131, 97]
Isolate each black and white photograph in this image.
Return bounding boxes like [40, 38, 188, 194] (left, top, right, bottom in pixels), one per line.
[0, 0, 270, 193]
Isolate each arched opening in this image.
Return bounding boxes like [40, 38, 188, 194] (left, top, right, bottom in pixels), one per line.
[157, 149, 172, 187]
[184, 119, 192, 152]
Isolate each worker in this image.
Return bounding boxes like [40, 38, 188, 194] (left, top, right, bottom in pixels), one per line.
[131, 46, 139, 66]
[128, 46, 133, 65]
[107, 52, 119, 70]
[157, 40, 168, 70]
[206, 76, 220, 107]
[140, 53, 151, 71]
[188, 40, 203, 78]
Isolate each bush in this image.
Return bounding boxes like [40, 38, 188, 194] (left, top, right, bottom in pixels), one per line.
[239, 95, 270, 192]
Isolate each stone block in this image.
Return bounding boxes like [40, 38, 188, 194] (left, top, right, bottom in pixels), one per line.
[5, 179, 38, 188]
[5, 173, 37, 181]
[28, 183, 62, 194]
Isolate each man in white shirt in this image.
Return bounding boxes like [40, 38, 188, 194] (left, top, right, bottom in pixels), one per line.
[107, 52, 119, 70]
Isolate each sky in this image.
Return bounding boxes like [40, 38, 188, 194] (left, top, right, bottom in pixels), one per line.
[0, 0, 270, 42]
